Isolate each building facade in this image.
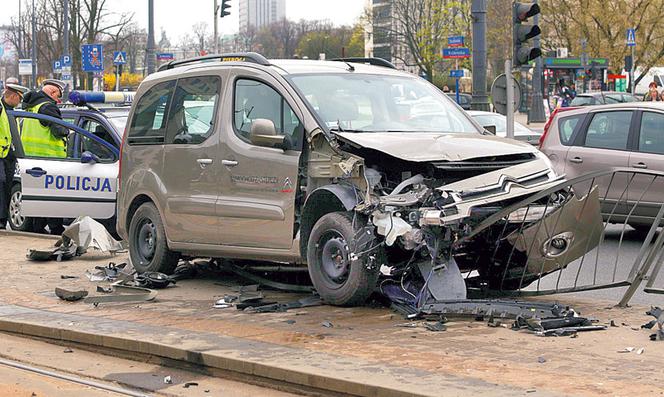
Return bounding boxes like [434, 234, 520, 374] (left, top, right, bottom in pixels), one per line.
[239, 0, 286, 33]
[364, 0, 418, 74]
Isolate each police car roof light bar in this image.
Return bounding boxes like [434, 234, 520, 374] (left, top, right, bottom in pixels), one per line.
[68, 91, 135, 107]
[158, 52, 271, 71]
[331, 57, 397, 69]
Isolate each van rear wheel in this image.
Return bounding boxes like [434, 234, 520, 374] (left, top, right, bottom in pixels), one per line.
[129, 202, 178, 274]
[306, 212, 380, 306]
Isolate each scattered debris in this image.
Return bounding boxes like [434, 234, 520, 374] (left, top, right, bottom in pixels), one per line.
[418, 300, 567, 321]
[609, 320, 618, 327]
[134, 272, 175, 289]
[424, 321, 447, 332]
[321, 321, 334, 328]
[243, 295, 323, 313]
[183, 382, 198, 388]
[83, 285, 157, 306]
[164, 375, 172, 384]
[223, 261, 315, 293]
[60, 275, 79, 279]
[61, 216, 124, 254]
[537, 356, 547, 364]
[618, 347, 635, 353]
[63, 347, 74, 353]
[284, 320, 296, 325]
[27, 244, 77, 262]
[645, 307, 664, 341]
[85, 262, 128, 282]
[55, 287, 88, 302]
[636, 347, 645, 355]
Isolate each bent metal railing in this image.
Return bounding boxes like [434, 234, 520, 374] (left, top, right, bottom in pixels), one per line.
[458, 168, 664, 307]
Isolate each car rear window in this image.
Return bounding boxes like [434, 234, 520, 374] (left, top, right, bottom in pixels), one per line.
[558, 114, 584, 145]
[571, 96, 594, 106]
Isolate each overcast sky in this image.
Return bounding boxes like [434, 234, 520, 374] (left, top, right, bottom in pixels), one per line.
[0, 0, 366, 43]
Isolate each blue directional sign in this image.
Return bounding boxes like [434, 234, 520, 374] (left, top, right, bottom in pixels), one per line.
[113, 51, 127, 65]
[448, 36, 464, 48]
[62, 54, 72, 67]
[449, 69, 464, 78]
[442, 48, 471, 59]
[627, 28, 636, 47]
[81, 44, 104, 72]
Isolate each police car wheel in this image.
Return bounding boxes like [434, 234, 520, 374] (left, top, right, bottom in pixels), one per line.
[8, 184, 34, 232]
[128, 202, 178, 275]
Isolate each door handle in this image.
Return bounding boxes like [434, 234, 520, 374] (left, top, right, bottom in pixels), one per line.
[196, 158, 213, 169]
[632, 162, 648, 169]
[26, 167, 47, 177]
[221, 159, 238, 167]
[569, 157, 583, 164]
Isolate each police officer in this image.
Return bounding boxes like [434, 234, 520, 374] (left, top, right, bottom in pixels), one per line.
[0, 80, 29, 229]
[21, 79, 68, 158]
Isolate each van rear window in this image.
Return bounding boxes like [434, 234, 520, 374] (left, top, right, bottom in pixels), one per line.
[127, 80, 175, 145]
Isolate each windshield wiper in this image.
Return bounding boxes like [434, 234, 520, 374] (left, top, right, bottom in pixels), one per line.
[329, 127, 366, 133]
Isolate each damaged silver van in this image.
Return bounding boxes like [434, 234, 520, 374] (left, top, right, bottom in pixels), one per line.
[117, 53, 601, 306]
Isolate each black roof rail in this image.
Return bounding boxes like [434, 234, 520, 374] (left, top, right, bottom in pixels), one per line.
[331, 57, 397, 69]
[158, 52, 270, 71]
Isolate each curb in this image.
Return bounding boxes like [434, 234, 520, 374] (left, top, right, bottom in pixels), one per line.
[0, 230, 60, 240]
[0, 308, 432, 397]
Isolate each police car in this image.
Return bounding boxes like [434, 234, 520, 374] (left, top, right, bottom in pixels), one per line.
[7, 91, 132, 233]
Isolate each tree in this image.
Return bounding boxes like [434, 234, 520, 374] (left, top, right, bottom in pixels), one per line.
[367, 0, 470, 80]
[540, 0, 664, 88]
[192, 22, 209, 54]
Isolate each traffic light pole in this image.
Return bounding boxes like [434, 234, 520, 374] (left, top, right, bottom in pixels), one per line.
[471, 0, 491, 111]
[214, 0, 219, 54]
[527, 7, 546, 123]
[631, 45, 635, 94]
[506, 59, 515, 139]
[146, 0, 156, 75]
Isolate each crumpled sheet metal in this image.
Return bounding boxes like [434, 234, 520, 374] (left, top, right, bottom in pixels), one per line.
[507, 186, 603, 276]
[62, 216, 124, 253]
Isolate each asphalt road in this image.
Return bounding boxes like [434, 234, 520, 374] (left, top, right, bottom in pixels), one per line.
[525, 224, 663, 307]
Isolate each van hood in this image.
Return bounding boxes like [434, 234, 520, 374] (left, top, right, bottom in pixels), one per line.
[334, 132, 539, 162]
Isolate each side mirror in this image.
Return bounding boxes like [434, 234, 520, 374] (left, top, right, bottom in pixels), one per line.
[250, 118, 287, 149]
[81, 151, 101, 164]
[484, 125, 497, 135]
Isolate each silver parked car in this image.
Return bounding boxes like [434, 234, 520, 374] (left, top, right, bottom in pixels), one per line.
[539, 102, 664, 231]
[467, 110, 541, 145]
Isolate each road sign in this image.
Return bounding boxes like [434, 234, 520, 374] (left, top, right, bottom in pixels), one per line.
[62, 54, 72, 67]
[156, 53, 175, 61]
[442, 48, 471, 59]
[81, 44, 104, 72]
[53, 60, 62, 72]
[627, 28, 636, 47]
[490, 73, 522, 116]
[447, 36, 464, 48]
[18, 59, 32, 75]
[449, 69, 464, 78]
[113, 51, 127, 65]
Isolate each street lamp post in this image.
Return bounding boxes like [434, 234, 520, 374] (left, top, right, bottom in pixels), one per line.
[471, 0, 490, 111]
[31, 0, 36, 88]
[146, 0, 156, 75]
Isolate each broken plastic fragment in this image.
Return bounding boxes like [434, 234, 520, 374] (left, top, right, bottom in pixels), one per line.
[372, 211, 412, 246]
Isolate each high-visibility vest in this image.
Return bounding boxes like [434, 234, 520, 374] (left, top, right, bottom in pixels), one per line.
[21, 102, 66, 158]
[0, 101, 11, 159]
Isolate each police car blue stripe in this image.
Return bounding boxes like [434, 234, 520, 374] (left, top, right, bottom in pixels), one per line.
[22, 195, 116, 203]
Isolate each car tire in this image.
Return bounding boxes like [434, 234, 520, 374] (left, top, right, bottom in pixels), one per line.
[306, 212, 380, 306]
[128, 202, 178, 274]
[7, 184, 35, 232]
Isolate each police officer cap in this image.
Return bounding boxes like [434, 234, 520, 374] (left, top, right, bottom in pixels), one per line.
[5, 77, 19, 85]
[6, 83, 29, 96]
[43, 79, 66, 94]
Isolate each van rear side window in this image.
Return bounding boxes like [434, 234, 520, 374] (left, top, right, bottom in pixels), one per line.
[127, 80, 175, 145]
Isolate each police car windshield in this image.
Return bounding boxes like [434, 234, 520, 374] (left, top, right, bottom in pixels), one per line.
[289, 73, 479, 134]
[108, 116, 128, 132]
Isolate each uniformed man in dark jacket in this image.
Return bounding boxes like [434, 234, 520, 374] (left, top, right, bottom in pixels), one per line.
[21, 79, 69, 158]
[0, 80, 29, 229]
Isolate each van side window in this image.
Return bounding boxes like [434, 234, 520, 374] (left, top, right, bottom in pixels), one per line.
[165, 76, 220, 145]
[233, 79, 303, 149]
[127, 80, 175, 145]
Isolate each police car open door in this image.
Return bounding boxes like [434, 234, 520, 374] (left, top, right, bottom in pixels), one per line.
[14, 112, 118, 220]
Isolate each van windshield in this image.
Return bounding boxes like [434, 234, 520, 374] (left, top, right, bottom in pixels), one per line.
[289, 73, 479, 134]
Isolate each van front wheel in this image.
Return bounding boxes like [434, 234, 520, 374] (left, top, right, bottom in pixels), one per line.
[306, 212, 380, 306]
[128, 202, 178, 274]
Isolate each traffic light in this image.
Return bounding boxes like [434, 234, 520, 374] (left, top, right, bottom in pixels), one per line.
[513, 2, 542, 67]
[220, 0, 231, 18]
